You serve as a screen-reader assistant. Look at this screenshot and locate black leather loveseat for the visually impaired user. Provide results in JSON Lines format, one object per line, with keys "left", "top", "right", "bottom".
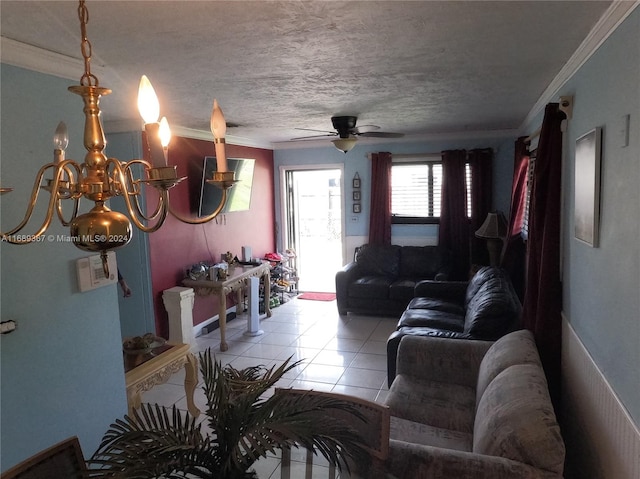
{"left": 386, "top": 266, "right": 522, "bottom": 386}
{"left": 335, "top": 244, "right": 452, "bottom": 316}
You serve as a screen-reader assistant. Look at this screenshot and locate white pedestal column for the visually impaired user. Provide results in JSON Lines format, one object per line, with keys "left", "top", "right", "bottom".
{"left": 163, "top": 286, "right": 196, "bottom": 345}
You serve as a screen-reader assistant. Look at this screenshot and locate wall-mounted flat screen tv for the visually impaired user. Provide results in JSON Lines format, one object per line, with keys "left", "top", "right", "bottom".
{"left": 199, "top": 157, "right": 255, "bottom": 215}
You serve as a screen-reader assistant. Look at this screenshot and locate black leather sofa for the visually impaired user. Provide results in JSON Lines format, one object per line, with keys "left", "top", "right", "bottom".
{"left": 386, "top": 266, "right": 522, "bottom": 386}
{"left": 335, "top": 244, "right": 452, "bottom": 316}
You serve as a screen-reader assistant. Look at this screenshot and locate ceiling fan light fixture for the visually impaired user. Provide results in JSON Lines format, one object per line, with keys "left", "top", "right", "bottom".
{"left": 332, "top": 138, "right": 357, "bottom": 153}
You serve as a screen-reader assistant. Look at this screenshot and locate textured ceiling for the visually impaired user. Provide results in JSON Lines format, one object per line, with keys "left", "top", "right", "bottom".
{"left": 1, "top": 1, "right": 612, "bottom": 148}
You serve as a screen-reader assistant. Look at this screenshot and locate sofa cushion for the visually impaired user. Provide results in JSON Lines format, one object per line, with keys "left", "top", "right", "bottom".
{"left": 407, "top": 297, "right": 465, "bottom": 316}
{"left": 464, "top": 266, "right": 505, "bottom": 307}
{"left": 389, "top": 279, "right": 417, "bottom": 302}
{"left": 348, "top": 276, "right": 393, "bottom": 299}
{"left": 398, "top": 308, "right": 464, "bottom": 332}
{"left": 476, "top": 329, "right": 541, "bottom": 401}
{"left": 414, "top": 280, "right": 468, "bottom": 303}
{"left": 356, "top": 244, "right": 401, "bottom": 277}
{"left": 399, "top": 246, "right": 448, "bottom": 279}
{"left": 385, "top": 374, "right": 476, "bottom": 433}
{"left": 473, "top": 364, "right": 565, "bottom": 475}
{"left": 463, "top": 277, "right": 520, "bottom": 339}
{"left": 390, "top": 416, "right": 472, "bottom": 452}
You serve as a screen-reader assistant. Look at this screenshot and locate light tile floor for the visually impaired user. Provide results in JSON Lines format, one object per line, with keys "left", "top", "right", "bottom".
{"left": 140, "top": 296, "right": 398, "bottom": 478}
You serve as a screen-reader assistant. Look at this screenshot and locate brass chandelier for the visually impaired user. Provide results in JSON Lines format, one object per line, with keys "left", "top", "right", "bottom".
{"left": 0, "top": 0, "right": 235, "bottom": 275}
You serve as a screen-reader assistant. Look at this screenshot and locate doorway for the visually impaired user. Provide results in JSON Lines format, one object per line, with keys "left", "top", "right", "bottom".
{"left": 282, "top": 167, "right": 344, "bottom": 293}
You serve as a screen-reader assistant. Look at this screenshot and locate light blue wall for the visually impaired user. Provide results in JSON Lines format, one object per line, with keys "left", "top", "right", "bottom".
{"left": 552, "top": 8, "right": 638, "bottom": 424}
{"left": 1, "top": 65, "right": 128, "bottom": 470}
{"left": 274, "top": 135, "right": 514, "bottom": 249}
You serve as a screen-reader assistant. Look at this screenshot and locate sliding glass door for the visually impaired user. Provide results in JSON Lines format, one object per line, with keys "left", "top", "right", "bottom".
{"left": 283, "top": 167, "right": 344, "bottom": 293}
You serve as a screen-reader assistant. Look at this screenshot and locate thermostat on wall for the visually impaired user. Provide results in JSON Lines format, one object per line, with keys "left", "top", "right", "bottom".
{"left": 76, "top": 252, "right": 118, "bottom": 292}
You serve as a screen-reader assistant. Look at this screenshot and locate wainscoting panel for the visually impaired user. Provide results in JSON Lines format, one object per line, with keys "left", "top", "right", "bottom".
{"left": 561, "top": 316, "right": 640, "bottom": 478}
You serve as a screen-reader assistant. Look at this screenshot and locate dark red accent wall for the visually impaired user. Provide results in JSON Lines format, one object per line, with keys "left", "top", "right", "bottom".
{"left": 146, "top": 135, "right": 275, "bottom": 338}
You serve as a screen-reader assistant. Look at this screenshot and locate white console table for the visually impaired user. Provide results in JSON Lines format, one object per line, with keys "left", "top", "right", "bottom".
{"left": 182, "top": 262, "right": 271, "bottom": 351}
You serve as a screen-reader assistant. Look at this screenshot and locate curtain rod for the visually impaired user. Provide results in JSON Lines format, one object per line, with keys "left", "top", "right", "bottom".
{"left": 524, "top": 95, "right": 572, "bottom": 144}
{"left": 525, "top": 127, "right": 541, "bottom": 144}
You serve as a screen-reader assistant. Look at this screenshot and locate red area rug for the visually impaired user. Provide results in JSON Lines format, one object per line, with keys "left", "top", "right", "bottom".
{"left": 298, "top": 292, "right": 337, "bottom": 301}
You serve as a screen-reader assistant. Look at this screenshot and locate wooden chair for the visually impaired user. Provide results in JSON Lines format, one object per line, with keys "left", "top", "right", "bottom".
{"left": 1, "top": 436, "right": 87, "bottom": 479}
{"left": 276, "top": 389, "right": 390, "bottom": 479}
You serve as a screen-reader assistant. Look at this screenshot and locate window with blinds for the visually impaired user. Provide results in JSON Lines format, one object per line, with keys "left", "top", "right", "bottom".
{"left": 391, "top": 160, "right": 471, "bottom": 224}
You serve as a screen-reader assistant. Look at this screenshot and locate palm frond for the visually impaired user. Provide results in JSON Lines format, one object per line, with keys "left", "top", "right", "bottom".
{"left": 87, "top": 404, "right": 212, "bottom": 478}
{"left": 241, "top": 391, "right": 369, "bottom": 470}
{"left": 90, "top": 351, "right": 374, "bottom": 478}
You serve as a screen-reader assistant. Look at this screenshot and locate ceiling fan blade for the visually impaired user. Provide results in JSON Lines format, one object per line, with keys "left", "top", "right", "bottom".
{"left": 354, "top": 124, "right": 380, "bottom": 134}
{"left": 290, "top": 133, "right": 337, "bottom": 140}
{"left": 358, "top": 131, "right": 405, "bottom": 138}
{"left": 294, "top": 127, "right": 337, "bottom": 134}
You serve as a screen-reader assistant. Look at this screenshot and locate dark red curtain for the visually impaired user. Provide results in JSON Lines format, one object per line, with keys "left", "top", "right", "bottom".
{"left": 500, "top": 137, "right": 530, "bottom": 300}
{"left": 523, "top": 103, "right": 566, "bottom": 408}
{"left": 438, "top": 149, "right": 469, "bottom": 279}
{"left": 468, "top": 148, "right": 493, "bottom": 266}
{"left": 368, "top": 152, "right": 392, "bottom": 245}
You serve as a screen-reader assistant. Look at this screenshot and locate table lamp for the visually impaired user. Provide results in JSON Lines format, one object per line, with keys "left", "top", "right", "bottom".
{"left": 475, "top": 211, "right": 508, "bottom": 267}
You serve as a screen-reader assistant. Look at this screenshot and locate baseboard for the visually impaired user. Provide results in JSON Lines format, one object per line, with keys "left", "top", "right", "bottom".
{"left": 561, "top": 315, "right": 640, "bottom": 478}
{"left": 193, "top": 307, "right": 237, "bottom": 337}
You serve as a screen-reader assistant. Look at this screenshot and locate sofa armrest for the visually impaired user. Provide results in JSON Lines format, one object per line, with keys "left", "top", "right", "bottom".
{"left": 335, "top": 262, "right": 362, "bottom": 314}
{"left": 385, "top": 440, "right": 562, "bottom": 479}
{"left": 387, "top": 328, "right": 472, "bottom": 387}
{"left": 395, "top": 335, "right": 493, "bottom": 388}
{"left": 433, "top": 257, "right": 453, "bottom": 281}
{"left": 414, "top": 280, "right": 468, "bottom": 302}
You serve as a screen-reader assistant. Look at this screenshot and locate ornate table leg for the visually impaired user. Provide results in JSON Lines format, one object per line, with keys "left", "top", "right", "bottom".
{"left": 219, "top": 290, "right": 228, "bottom": 351}
{"left": 127, "top": 388, "right": 142, "bottom": 417}
{"left": 184, "top": 352, "right": 200, "bottom": 417}
{"left": 236, "top": 287, "right": 243, "bottom": 313}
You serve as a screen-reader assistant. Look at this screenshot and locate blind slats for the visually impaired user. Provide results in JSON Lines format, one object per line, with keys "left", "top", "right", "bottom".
{"left": 391, "top": 162, "right": 470, "bottom": 219}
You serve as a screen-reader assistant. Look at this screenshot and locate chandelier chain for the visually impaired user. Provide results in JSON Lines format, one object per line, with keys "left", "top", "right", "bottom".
{"left": 77, "top": 0, "right": 98, "bottom": 87}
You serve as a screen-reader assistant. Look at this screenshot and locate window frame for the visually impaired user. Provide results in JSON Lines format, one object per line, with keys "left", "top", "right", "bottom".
{"left": 390, "top": 155, "right": 441, "bottom": 225}
{"left": 390, "top": 155, "right": 472, "bottom": 225}
{"left": 391, "top": 157, "right": 441, "bottom": 225}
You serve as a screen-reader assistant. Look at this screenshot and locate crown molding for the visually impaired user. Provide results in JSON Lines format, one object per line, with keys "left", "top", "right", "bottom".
{"left": 104, "top": 121, "right": 274, "bottom": 150}
{"left": 520, "top": 1, "right": 639, "bottom": 131}
{"left": 171, "top": 126, "right": 273, "bottom": 150}
{"left": 0, "top": 36, "right": 107, "bottom": 80}
{"left": 271, "top": 129, "right": 518, "bottom": 150}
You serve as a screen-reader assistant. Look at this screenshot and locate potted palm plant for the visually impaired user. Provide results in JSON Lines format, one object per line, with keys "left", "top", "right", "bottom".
{"left": 87, "top": 350, "right": 370, "bottom": 478}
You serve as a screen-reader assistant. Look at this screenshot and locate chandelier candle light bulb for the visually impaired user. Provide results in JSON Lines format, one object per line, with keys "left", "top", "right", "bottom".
{"left": 159, "top": 116, "right": 171, "bottom": 164}
{"left": 210, "top": 99, "right": 228, "bottom": 173}
{"left": 53, "top": 121, "right": 69, "bottom": 164}
{"left": 137, "top": 75, "right": 166, "bottom": 167}
{"left": 137, "top": 75, "right": 160, "bottom": 123}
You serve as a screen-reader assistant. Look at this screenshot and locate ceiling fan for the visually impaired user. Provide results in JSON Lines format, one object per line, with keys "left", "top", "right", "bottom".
{"left": 292, "top": 116, "right": 404, "bottom": 153}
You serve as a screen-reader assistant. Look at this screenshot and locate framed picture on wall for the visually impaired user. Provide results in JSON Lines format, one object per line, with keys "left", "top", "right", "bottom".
{"left": 353, "top": 191, "right": 361, "bottom": 201}
{"left": 353, "top": 203, "right": 361, "bottom": 213}
{"left": 574, "top": 127, "right": 602, "bottom": 247}
{"left": 352, "top": 177, "right": 361, "bottom": 189}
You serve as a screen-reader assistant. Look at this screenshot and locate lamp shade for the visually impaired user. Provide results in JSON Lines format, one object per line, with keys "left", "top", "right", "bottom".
{"left": 475, "top": 211, "right": 508, "bottom": 239}
{"left": 332, "top": 138, "right": 357, "bottom": 153}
